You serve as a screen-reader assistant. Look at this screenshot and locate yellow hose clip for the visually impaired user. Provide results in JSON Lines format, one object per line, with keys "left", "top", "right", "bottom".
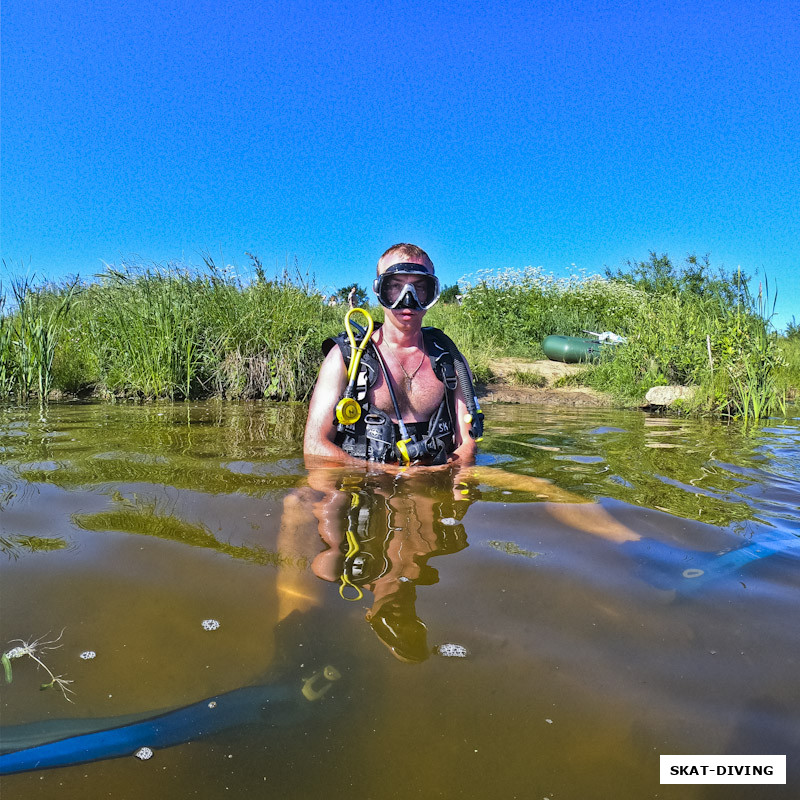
{"left": 395, "top": 437, "right": 412, "bottom": 464}
{"left": 335, "top": 307, "right": 375, "bottom": 426}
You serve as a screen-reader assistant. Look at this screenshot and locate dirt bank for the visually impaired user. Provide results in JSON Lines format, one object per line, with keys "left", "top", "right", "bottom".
{"left": 479, "top": 358, "right": 612, "bottom": 407}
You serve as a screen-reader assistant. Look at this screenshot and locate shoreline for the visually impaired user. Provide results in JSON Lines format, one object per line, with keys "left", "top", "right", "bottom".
{"left": 478, "top": 358, "right": 612, "bottom": 407}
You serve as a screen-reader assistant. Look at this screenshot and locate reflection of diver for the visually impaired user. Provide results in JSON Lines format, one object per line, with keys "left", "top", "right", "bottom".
{"left": 308, "top": 469, "right": 477, "bottom": 663}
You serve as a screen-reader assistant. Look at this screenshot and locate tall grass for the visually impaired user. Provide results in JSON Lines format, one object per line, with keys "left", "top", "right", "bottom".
{"left": 0, "top": 274, "right": 78, "bottom": 402}
{"left": 452, "top": 254, "right": 788, "bottom": 420}
{"left": 1, "top": 259, "right": 341, "bottom": 402}
{"left": 0, "top": 253, "right": 791, "bottom": 420}
{"left": 585, "top": 261, "right": 786, "bottom": 420}
{"left": 452, "top": 265, "right": 642, "bottom": 356}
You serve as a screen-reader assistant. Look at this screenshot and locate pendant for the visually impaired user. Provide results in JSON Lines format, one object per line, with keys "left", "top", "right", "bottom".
{"left": 404, "top": 377, "right": 413, "bottom": 394}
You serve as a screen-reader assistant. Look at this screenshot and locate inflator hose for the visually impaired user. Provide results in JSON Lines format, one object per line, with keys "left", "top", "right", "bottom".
{"left": 451, "top": 353, "right": 484, "bottom": 441}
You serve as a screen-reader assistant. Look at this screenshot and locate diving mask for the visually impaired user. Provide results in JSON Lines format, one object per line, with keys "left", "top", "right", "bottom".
{"left": 373, "top": 263, "right": 440, "bottom": 311}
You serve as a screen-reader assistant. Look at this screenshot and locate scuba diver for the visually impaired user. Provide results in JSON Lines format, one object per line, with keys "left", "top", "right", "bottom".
{"left": 304, "top": 243, "right": 483, "bottom": 467}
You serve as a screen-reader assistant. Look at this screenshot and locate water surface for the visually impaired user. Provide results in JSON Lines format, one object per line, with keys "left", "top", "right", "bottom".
{"left": 1, "top": 401, "right": 798, "bottom": 798}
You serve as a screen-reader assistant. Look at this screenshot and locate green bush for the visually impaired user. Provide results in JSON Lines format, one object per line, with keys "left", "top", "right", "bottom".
{"left": 590, "top": 256, "right": 786, "bottom": 420}
{"left": 454, "top": 265, "right": 641, "bottom": 355}
{"left": 0, "top": 252, "right": 791, "bottom": 420}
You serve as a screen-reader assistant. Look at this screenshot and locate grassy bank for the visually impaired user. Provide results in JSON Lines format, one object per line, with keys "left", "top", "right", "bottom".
{"left": 431, "top": 253, "right": 793, "bottom": 420}
{"left": 2, "top": 259, "right": 344, "bottom": 402}
{"left": 1, "top": 253, "right": 795, "bottom": 419}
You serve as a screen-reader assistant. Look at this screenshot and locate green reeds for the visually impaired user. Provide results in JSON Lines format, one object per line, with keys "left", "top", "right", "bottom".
{"left": 586, "top": 264, "right": 786, "bottom": 420}
{"left": 0, "top": 253, "right": 791, "bottom": 420}
{"left": 715, "top": 275, "right": 786, "bottom": 422}
{"left": 0, "top": 274, "right": 78, "bottom": 402}
{"left": 0, "top": 258, "right": 341, "bottom": 402}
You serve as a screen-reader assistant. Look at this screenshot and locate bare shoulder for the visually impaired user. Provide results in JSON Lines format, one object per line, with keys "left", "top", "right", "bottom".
{"left": 303, "top": 347, "right": 349, "bottom": 454}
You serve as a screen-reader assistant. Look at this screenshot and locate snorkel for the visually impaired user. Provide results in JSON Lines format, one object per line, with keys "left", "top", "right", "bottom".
{"left": 335, "top": 307, "right": 375, "bottom": 426}
{"left": 343, "top": 312, "right": 414, "bottom": 464}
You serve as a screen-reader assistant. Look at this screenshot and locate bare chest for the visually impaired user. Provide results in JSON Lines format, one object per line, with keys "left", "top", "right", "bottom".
{"left": 368, "top": 347, "right": 444, "bottom": 422}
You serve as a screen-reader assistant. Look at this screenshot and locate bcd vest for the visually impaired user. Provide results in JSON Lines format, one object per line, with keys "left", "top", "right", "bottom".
{"left": 322, "top": 326, "right": 463, "bottom": 464}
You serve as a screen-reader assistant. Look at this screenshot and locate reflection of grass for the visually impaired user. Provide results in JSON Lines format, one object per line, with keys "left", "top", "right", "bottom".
{"left": 487, "top": 540, "right": 540, "bottom": 559}
{"left": 482, "top": 421, "right": 762, "bottom": 531}
{"left": 4, "top": 402, "right": 307, "bottom": 498}
{"left": 0, "top": 535, "right": 71, "bottom": 559}
{"left": 19, "top": 459, "right": 299, "bottom": 497}
{"left": 72, "top": 494, "right": 308, "bottom": 570}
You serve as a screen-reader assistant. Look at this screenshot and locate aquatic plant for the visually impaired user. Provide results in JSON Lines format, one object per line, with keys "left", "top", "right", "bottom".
{"left": 2, "top": 630, "right": 74, "bottom": 702}
{"left": 0, "top": 535, "right": 71, "bottom": 559}
{"left": 72, "top": 492, "right": 310, "bottom": 569}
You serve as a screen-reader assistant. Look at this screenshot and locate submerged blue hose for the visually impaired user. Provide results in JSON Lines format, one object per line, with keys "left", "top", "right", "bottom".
{"left": 677, "top": 531, "right": 800, "bottom": 592}
{"left": 621, "top": 531, "right": 800, "bottom": 592}
{"left": 0, "top": 682, "right": 300, "bottom": 775}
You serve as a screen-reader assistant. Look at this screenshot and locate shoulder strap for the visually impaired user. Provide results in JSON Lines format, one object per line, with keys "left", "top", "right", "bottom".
{"left": 323, "top": 328, "right": 380, "bottom": 403}
{"left": 422, "top": 327, "right": 458, "bottom": 390}
{"left": 422, "top": 327, "right": 484, "bottom": 442}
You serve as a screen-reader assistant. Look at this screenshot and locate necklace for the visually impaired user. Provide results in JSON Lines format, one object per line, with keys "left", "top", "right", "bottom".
{"left": 387, "top": 344, "right": 426, "bottom": 393}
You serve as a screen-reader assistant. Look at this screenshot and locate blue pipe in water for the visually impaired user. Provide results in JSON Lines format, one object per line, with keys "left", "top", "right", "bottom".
{"left": 677, "top": 530, "right": 800, "bottom": 593}
{"left": 1, "top": 665, "right": 340, "bottom": 775}
{"left": 621, "top": 530, "right": 800, "bottom": 593}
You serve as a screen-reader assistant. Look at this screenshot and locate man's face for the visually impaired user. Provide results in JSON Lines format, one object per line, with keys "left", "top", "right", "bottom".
{"left": 376, "top": 256, "right": 436, "bottom": 322}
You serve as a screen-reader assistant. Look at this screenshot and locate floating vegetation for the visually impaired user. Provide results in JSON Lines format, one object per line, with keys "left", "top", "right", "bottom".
{"left": 0, "top": 534, "right": 72, "bottom": 559}
{"left": 72, "top": 493, "right": 309, "bottom": 569}
{"left": 486, "top": 540, "right": 541, "bottom": 559}
{"left": 2, "top": 630, "right": 75, "bottom": 702}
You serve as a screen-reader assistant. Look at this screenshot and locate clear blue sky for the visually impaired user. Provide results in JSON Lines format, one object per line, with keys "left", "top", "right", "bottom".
{"left": 2, "top": 0, "right": 798, "bottom": 330}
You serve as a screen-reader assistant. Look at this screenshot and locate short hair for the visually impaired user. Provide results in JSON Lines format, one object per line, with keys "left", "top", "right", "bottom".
{"left": 377, "top": 243, "right": 434, "bottom": 275}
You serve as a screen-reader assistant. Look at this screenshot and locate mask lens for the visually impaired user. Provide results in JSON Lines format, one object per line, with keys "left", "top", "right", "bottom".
{"left": 375, "top": 266, "right": 440, "bottom": 309}
{"left": 382, "top": 277, "right": 407, "bottom": 305}
{"left": 413, "top": 278, "right": 431, "bottom": 304}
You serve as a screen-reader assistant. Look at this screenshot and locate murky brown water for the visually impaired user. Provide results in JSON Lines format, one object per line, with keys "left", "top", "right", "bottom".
{"left": 1, "top": 401, "right": 798, "bottom": 799}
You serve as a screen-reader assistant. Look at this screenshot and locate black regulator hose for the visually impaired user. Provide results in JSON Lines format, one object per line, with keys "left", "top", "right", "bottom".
{"left": 451, "top": 353, "right": 484, "bottom": 441}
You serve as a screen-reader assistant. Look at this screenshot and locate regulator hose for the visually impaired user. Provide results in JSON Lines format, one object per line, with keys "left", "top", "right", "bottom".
{"left": 335, "top": 308, "right": 375, "bottom": 426}
{"left": 451, "top": 352, "right": 484, "bottom": 442}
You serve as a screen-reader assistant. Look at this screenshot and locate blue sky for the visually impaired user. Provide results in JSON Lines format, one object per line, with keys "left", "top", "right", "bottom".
{"left": 2, "top": 0, "right": 799, "bottom": 329}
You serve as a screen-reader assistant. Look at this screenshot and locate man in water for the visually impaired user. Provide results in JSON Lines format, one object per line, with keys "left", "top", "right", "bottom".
{"left": 304, "top": 243, "right": 479, "bottom": 466}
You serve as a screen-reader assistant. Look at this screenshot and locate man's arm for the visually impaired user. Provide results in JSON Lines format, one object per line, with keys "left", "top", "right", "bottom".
{"left": 303, "top": 347, "right": 362, "bottom": 464}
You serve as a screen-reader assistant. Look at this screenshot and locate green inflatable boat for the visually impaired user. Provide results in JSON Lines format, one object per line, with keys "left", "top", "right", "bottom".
{"left": 542, "top": 335, "right": 603, "bottom": 363}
